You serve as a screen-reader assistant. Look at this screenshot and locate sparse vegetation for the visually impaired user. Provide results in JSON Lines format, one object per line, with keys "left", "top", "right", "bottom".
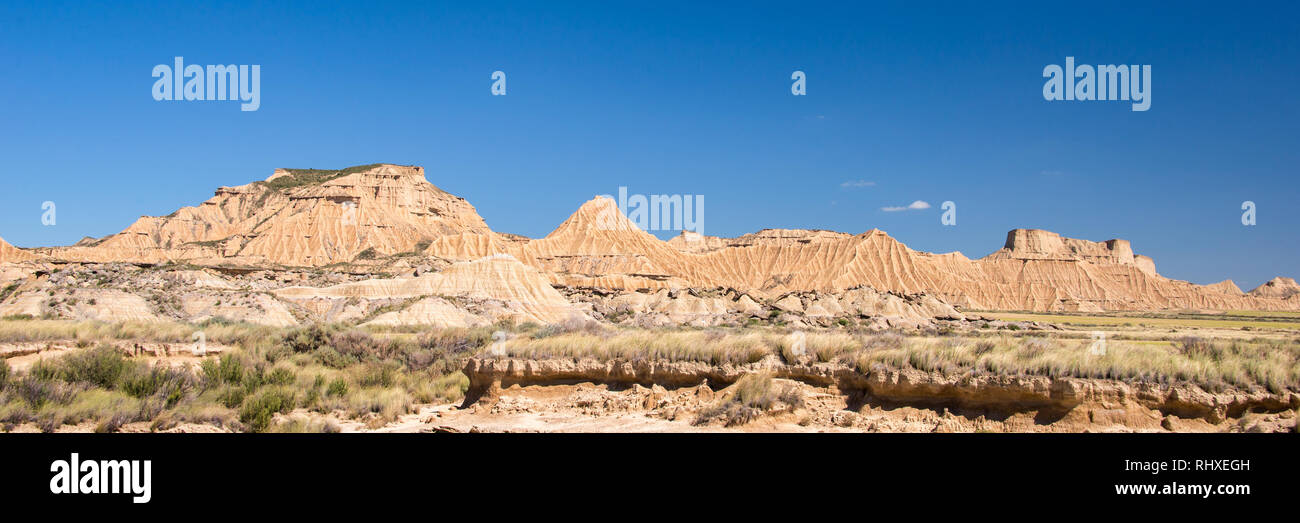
{"left": 695, "top": 373, "right": 803, "bottom": 426}
{"left": 1, "top": 316, "right": 1297, "bottom": 432}
{"left": 0, "top": 320, "right": 491, "bottom": 432}
{"left": 257, "top": 164, "right": 386, "bottom": 192}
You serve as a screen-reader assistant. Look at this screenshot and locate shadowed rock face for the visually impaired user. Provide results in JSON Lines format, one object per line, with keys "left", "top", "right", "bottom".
{"left": 5, "top": 164, "right": 1297, "bottom": 313}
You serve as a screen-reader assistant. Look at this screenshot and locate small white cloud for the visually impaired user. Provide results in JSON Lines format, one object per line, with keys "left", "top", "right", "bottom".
{"left": 840, "top": 180, "right": 876, "bottom": 188}
{"left": 881, "top": 200, "right": 931, "bottom": 212}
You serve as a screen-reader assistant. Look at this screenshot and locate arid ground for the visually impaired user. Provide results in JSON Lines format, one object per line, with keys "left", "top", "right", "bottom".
{"left": 1, "top": 164, "right": 1296, "bottom": 433}
{"left": 1, "top": 310, "right": 1296, "bottom": 433}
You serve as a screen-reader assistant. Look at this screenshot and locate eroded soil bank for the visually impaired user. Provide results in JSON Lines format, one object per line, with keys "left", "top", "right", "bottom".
{"left": 451, "top": 357, "right": 1300, "bottom": 433}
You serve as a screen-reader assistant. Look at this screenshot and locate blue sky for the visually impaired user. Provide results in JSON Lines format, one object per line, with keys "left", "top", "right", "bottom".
{"left": 0, "top": 1, "right": 1296, "bottom": 289}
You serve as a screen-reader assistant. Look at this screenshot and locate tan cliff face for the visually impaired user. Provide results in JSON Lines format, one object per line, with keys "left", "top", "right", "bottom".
{"left": 1249, "top": 277, "right": 1300, "bottom": 299}
{"left": 51, "top": 164, "right": 496, "bottom": 267}
{"left": 9, "top": 164, "right": 1298, "bottom": 313}
{"left": 0, "top": 236, "right": 37, "bottom": 262}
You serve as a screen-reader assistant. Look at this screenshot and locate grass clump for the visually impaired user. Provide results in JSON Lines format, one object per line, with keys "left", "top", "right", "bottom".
{"left": 694, "top": 373, "right": 803, "bottom": 427}
{"left": 239, "top": 388, "right": 296, "bottom": 432}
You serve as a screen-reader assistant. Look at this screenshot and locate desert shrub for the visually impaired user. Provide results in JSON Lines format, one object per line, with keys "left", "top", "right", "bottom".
{"left": 13, "top": 375, "right": 83, "bottom": 409}
{"left": 1178, "top": 336, "right": 1218, "bottom": 360}
{"left": 53, "top": 389, "right": 142, "bottom": 432}
{"left": 266, "top": 366, "right": 295, "bottom": 386}
{"left": 95, "top": 411, "right": 134, "bottom": 433}
{"left": 314, "top": 347, "right": 355, "bottom": 369}
{"left": 239, "top": 388, "right": 295, "bottom": 432}
{"left": 355, "top": 361, "right": 398, "bottom": 388}
{"left": 120, "top": 364, "right": 195, "bottom": 407}
{"left": 326, "top": 378, "right": 348, "bottom": 397}
{"left": 1020, "top": 337, "right": 1051, "bottom": 358}
{"left": 345, "top": 387, "right": 411, "bottom": 425}
{"left": 299, "top": 375, "right": 325, "bottom": 407}
{"left": 49, "top": 344, "right": 134, "bottom": 389}
{"left": 215, "top": 384, "right": 246, "bottom": 409}
{"left": 208, "top": 353, "right": 246, "bottom": 385}
{"left": 402, "top": 348, "right": 442, "bottom": 371}
{"left": 0, "top": 360, "right": 8, "bottom": 390}
{"left": 331, "top": 329, "right": 387, "bottom": 360}
{"left": 404, "top": 372, "right": 469, "bottom": 404}
{"left": 263, "top": 344, "right": 293, "bottom": 363}
{"left": 695, "top": 373, "right": 803, "bottom": 427}
{"left": 863, "top": 331, "right": 905, "bottom": 350}
{"left": 284, "top": 324, "right": 336, "bottom": 354}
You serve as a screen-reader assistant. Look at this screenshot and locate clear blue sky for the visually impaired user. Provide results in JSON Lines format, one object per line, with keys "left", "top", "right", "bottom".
{"left": 1, "top": 1, "right": 1296, "bottom": 289}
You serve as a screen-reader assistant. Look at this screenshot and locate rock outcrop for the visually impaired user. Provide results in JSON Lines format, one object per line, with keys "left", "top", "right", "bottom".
{"left": 1249, "top": 277, "right": 1300, "bottom": 299}
{"left": 11, "top": 163, "right": 1297, "bottom": 313}
{"left": 275, "top": 254, "right": 582, "bottom": 326}
{"left": 0, "top": 236, "right": 35, "bottom": 262}
{"left": 52, "top": 164, "right": 498, "bottom": 267}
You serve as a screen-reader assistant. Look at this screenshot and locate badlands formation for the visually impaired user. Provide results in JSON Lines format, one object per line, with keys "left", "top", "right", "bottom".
{"left": 0, "top": 163, "right": 1294, "bottom": 330}
{"left": 2, "top": 164, "right": 1298, "bottom": 434}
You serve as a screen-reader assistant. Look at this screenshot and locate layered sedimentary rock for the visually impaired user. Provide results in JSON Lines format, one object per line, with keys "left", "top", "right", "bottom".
{"left": 274, "top": 254, "right": 580, "bottom": 326}
{"left": 18, "top": 164, "right": 1299, "bottom": 313}
{"left": 50, "top": 164, "right": 496, "bottom": 267}
{"left": 0, "top": 236, "right": 36, "bottom": 262}
{"left": 1249, "top": 277, "right": 1300, "bottom": 299}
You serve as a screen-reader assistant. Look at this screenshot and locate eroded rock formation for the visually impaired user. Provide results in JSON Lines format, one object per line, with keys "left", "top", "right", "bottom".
{"left": 4, "top": 163, "right": 1296, "bottom": 317}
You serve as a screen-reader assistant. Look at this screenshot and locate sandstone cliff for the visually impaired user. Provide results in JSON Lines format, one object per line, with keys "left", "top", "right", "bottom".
{"left": 0, "top": 236, "right": 36, "bottom": 262}
{"left": 1249, "top": 277, "right": 1300, "bottom": 299}
{"left": 15, "top": 164, "right": 1298, "bottom": 313}
{"left": 52, "top": 164, "right": 497, "bottom": 267}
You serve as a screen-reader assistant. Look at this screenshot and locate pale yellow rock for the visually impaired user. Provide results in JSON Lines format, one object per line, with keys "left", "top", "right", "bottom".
{"left": 363, "top": 296, "right": 488, "bottom": 328}
{"left": 11, "top": 165, "right": 1296, "bottom": 314}
{"left": 276, "top": 255, "right": 580, "bottom": 325}
{"left": 1249, "top": 277, "right": 1300, "bottom": 299}
{"left": 0, "top": 236, "right": 35, "bottom": 262}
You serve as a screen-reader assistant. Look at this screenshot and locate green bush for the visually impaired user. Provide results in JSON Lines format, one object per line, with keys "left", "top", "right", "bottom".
{"left": 216, "top": 385, "right": 246, "bottom": 408}
{"left": 326, "top": 378, "right": 348, "bottom": 397}
{"left": 120, "top": 365, "right": 194, "bottom": 407}
{"left": 284, "top": 324, "right": 335, "bottom": 354}
{"left": 13, "top": 375, "right": 82, "bottom": 409}
{"left": 50, "top": 344, "right": 134, "bottom": 389}
{"left": 267, "top": 366, "right": 295, "bottom": 386}
{"left": 214, "top": 353, "right": 246, "bottom": 385}
{"left": 356, "top": 362, "right": 397, "bottom": 388}
{"left": 314, "top": 347, "right": 355, "bottom": 369}
{"left": 239, "top": 388, "right": 295, "bottom": 432}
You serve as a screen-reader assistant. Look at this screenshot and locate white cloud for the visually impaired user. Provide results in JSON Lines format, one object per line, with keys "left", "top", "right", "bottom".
{"left": 881, "top": 200, "right": 931, "bottom": 212}
{"left": 840, "top": 180, "right": 876, "bottom": 188}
